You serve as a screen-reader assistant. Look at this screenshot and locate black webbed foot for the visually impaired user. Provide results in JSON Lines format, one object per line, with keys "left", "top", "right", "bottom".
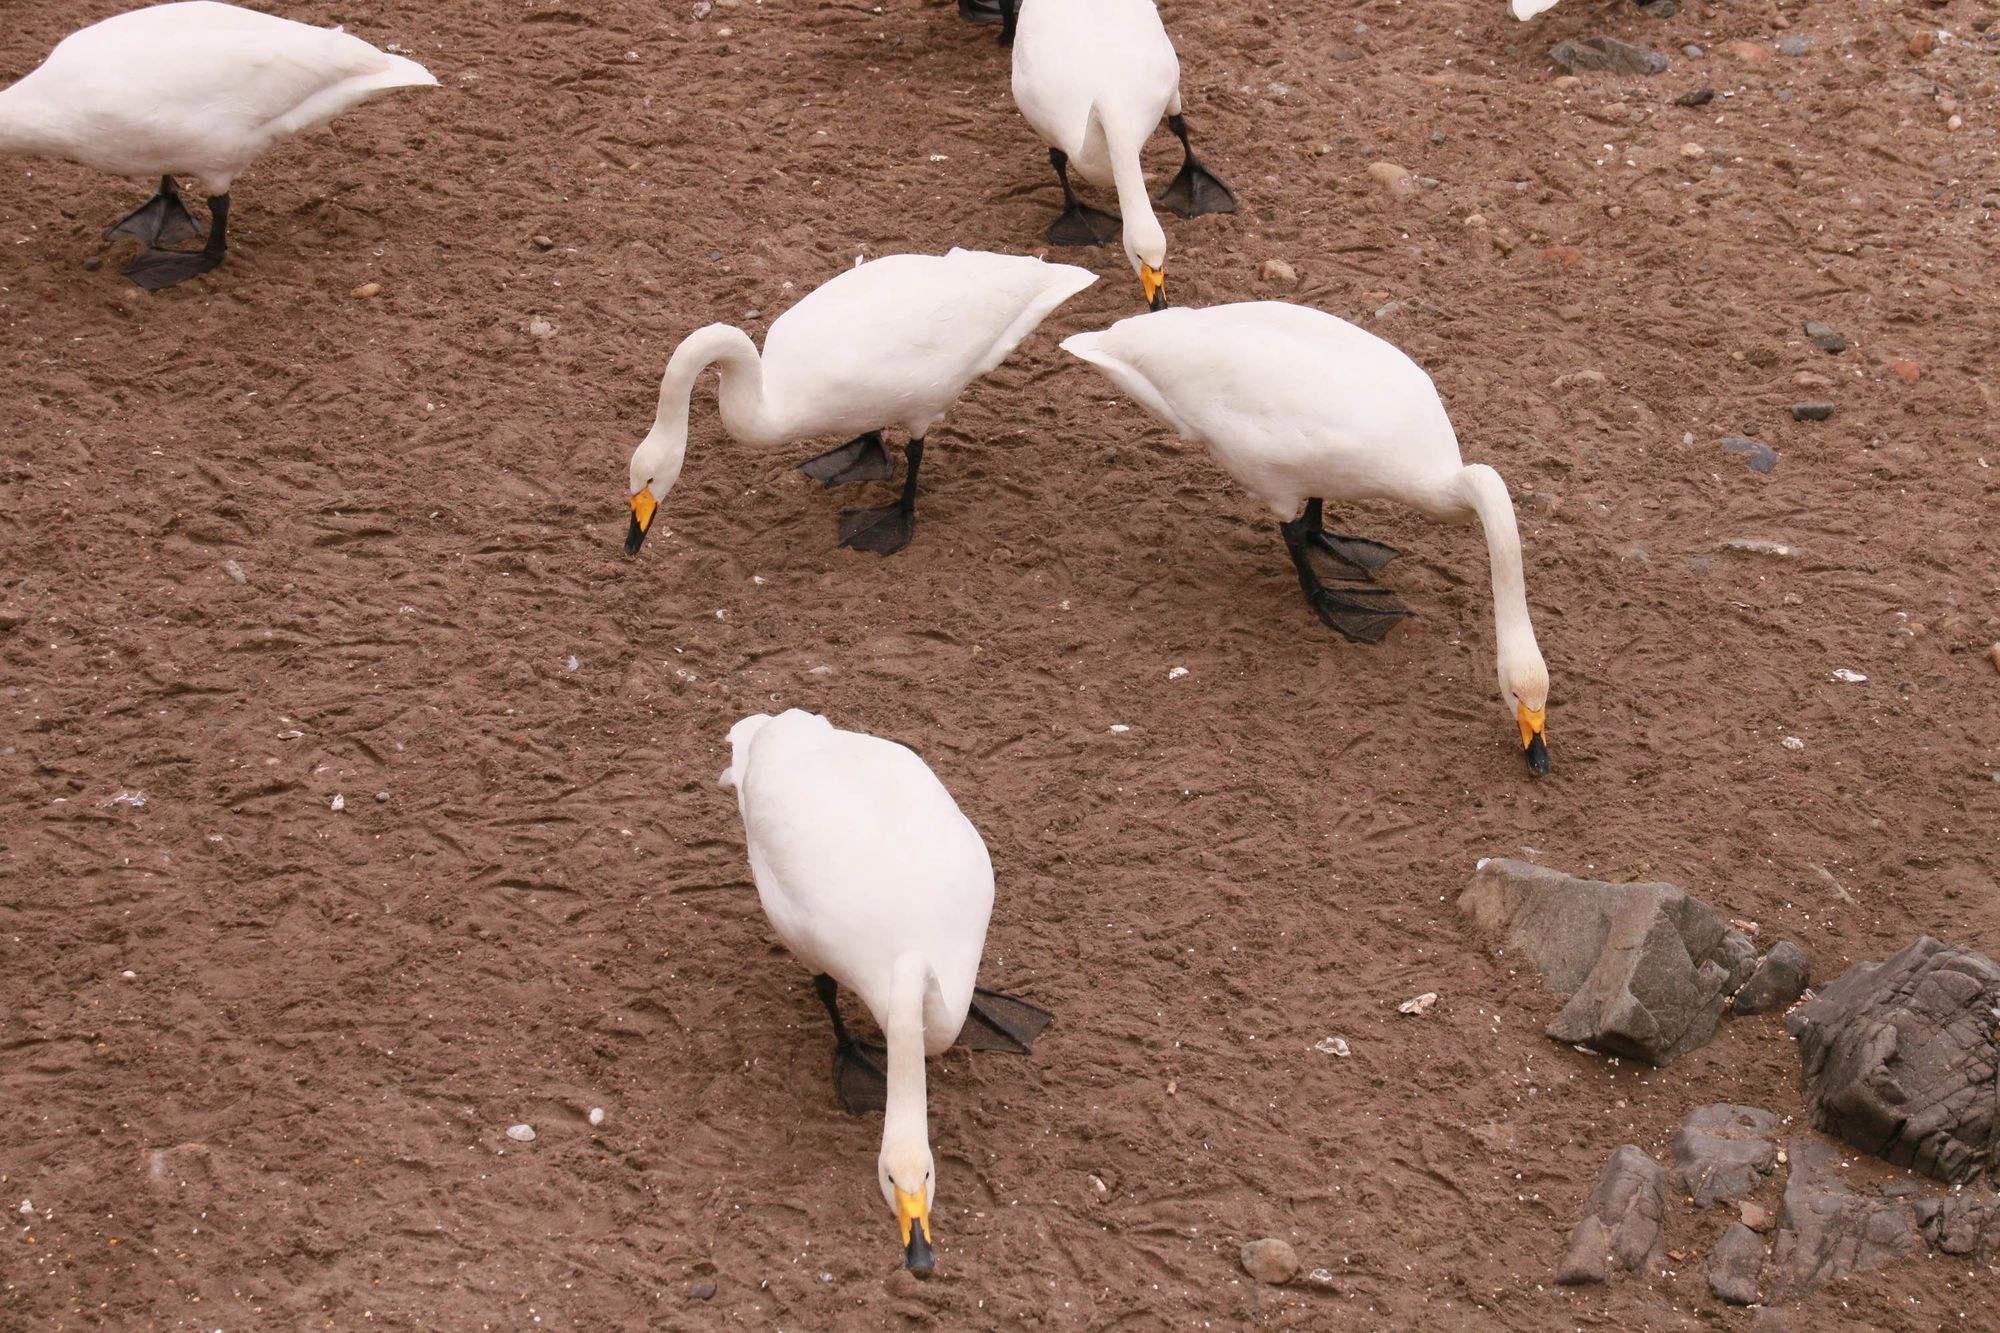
{"left": 123, "top": 246, "right": 224, "bottom": 292}
{"left": 834, "top": 1037, "right": 889, "bottom": 1115}
{"left": 1048, "top": 200, "right": 1122, "bottom": 248}
{"left": 958, "top": 987, "right": 1053, "bottom": 1053}
{"left": 798, "top": 432, "right": 892, "bottom": 487}
{"left": 1281, "top": 499, "right": 1410, "bottom": 643}
{"left": 1157, "top": 114, "right": 1238, "bottom": 219}
{"left": 104, "top": 177, "right": 204, "bottom": 249}
{"left": 1306, "top": 584, "right": 1411, "bottom": 644}
{"left": 837, "top": 500, "right": 915, "bottom": 556}
{"left": 1307, "top": 529, "right": 1399, "bottom": 576}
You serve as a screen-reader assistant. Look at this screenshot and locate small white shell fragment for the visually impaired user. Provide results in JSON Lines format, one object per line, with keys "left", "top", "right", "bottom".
{"left": 1398, "top": 992, "right": 1439, "bottom": 1017}
{"left": 1313, "top": 1036, "right": 1352, "bottom": 1057}
{"left": 1108, "top": 724, "right": 1130, "bottom": 733}
{"left": 1167, "top": 666, "right": 1188, "bottom": 680}
{"left": 120, "top": 969, "right": 136, "bottom": 979}
{"left": 506, "top": 1123, "right": 537, "bottom": 1143}
{"left": 587, "top": 1107, "right": 605, "bottom": 1127}
{"left": 1087, "top": 1174, "right": 1108, "bottom": 1196}
{"left": 1782, "top": 736, "right": 1806, "bottom": 751}
{"left": 330, "top": 793, "right": 345, "bottom": 812}
{"left": 1831, "top": 669, "right": 1868, "bottom": 683}
{"left": 16, "top": 1199, "right": 30, "bottom": 1216}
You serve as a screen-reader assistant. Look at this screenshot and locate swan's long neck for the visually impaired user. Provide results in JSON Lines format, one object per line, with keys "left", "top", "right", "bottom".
{"left": 1101, "top": 113, "right": 1160, "bottom": 246}
{"left": 632, "top": 324, "right": 770, "bottom": 490}
{"left": 881, "top": 956, "right": 931, "bottom": 1155}
{"left": 1454, "top": 464, "right": 1543, "bottom": 683}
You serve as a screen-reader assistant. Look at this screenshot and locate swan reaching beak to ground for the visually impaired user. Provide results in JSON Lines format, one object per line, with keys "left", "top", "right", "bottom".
{"left": 1062, "top": 302, "right": 1554, "bottom": 775}
{"left": 0, "top": 1, "right": 436, "bottom": 290}
{"left": 1010, "top": 0, "right": 1235, "bottom": 308}
{"left": 719, "top": 710, "right": 1052, "bottom": 1276}
{"left": 625, "top": 248, "right": 1096, "bottom": 557}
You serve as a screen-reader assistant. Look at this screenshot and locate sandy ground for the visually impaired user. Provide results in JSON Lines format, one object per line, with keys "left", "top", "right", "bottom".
{"left": 2, "top": 0, "right": 1998, "bottom": 1327}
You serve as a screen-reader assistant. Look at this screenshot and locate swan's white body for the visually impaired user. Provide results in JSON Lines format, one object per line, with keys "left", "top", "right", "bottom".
{"left": 1010, "top": 0, "right": 1179, "bottom": 280}
{"left": 1511, "top": 0, "right": 1563, "bottom": 18}
{"left": 627, "top": 248, "right": 1098, "bottom": 512}
{"left": 1061, "top": 302, "right": 1551, "bottom": 749}
{"left": 721, "top": 710, "right": 994, "bottom": 1254}
{"left": 0, "top": 2, "right": 436, "bottom": 194}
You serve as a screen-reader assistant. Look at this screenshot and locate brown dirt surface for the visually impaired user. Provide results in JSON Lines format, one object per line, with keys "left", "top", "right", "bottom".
{"left": 3, "top": 0, "right": 1998, "bottom": 1327}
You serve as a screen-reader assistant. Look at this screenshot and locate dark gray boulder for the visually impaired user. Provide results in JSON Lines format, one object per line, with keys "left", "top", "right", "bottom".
{"left": 1787, "top": 936, "right": 1999, "bottom": 1184}
{"left": 1671, "top": 1104, "right": 1781, "bottom": 1207}
{"left": 1734, "top": 940, "right": 1811, "bottom": 1015}
{"left": 1460, "top": 859, "right": 1734, "bottom": 1065}
{"left": 1556, "top": 1145, "right": 1668, "bottom": 1284}
{"left": 1717, "top": 928, "right": 1760, "bottom": 992}
{"left": 1548, "top": 36, "right": 1671, "bottom": 75}
{"left": 1707, "top": 1222, "right": 1766, "bottom": 1305}
{"left": 1769, "top": 1136, "right": 1924, "bottom": 1292}
{"left": 1914, "top": 1191, "right": 2000, "bottom": 1259}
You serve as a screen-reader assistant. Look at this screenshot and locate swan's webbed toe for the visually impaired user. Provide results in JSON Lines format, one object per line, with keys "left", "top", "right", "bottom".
{"left": 1047, "top": 201, "right": 1122, "bottom": 248}
{"left": 1158, "top": 114, "right": 1238, "bottom": 220}
{"left": 798, "top": 432, "right": 893, "bottom": 488}
{"left": 123, "top": 245, "right": 225, "bottom": 291}
{"left": 1309, "top": 530, "right": 1399, "bottom": 575}
{"left": 959, "top": 987, "right": 1053, "bottom": 1054}
{"left": 104, "top": 177, "right": 204, "bottom": 249}
{"left": 836, "top": 501, "right": 915, "bottom": 556}
{"left": 1307, "top": 585, "right": 1411, "bottom": 644}
{"left": 833, "top": 1038, "right": 889, "bottom": 1116}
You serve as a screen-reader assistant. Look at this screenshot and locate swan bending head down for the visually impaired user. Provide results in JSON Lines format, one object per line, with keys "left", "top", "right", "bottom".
{"left": 879, "top": 1140, "right": 937, "bottom": 1275}
{"left": 1123, "top": 209, "right": 1169, "bottom": 311}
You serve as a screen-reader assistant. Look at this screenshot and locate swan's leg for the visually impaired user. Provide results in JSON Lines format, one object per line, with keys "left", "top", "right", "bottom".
{"left": 837, "top": 437, "right": 923, "bottom": 556}
{"left": 815, "top": 974, "right": 887, "bottom": 1115}
{"left": 1280, "top": 499, "right": 1410, "bottom": 644}
{"left": 999, "top": 0, "right": 1018, "bottom": 45}
{"left": 957, "top": 0, "right": 1005, "bottom": 24}
{"left": 1046, "top": 149, "right": 1122, "bottom": 248}
{"left": 103, "top": 176, "right": 204, "bottom": 249}
{"left": 956, "top": 986, "right": 1054, "bottom": 1054}
{"left": 124, "top": 193, "right": 229, "bottom": 291}
{"left": 1156, "top": 114, "right": 1239, "bottom": 220}
{"left": 797, "top": 431, "right": 894, "bottom": 487}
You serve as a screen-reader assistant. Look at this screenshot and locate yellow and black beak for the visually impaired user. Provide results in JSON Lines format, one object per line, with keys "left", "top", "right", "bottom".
{"left": 1140, "top": 264, "right": 1166, "bottom": 312}
{"left": 1517, "top": 703, "right": 1550, "bottom": 777}
{"left": 625, "top": 489, "right": 658, "bottom": 556}
{"left": 895, "top": 1187, "right": 935, "bottom": 1278}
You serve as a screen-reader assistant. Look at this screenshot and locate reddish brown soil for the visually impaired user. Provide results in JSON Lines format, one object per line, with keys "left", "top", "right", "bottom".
{"left": 3, "top": 0, "right": 1998, "bottom": 1327}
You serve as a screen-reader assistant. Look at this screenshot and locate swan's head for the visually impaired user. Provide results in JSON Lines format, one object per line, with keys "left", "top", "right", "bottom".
{"left": 1499, "top": 649, "right": 1551, "bottom": 776}
{"left": 878, "top": 1139, "right": 937, "bottom": 1277}
{"left": 624, "top": 423, "right": 685, "bottom": 557}
{"left": 1121, "top": 213, "right": 1169, "bottom": 312}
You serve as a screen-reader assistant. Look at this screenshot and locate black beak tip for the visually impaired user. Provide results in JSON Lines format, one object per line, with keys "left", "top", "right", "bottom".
{"left": 624, "top": 514, "right": 648, "bottom": 557}
{"left": 905, "top": 1231, "right": 935, "bottom": 1278}
{"left": 1147, "top": 290, "right": 1168, "bottom": 312}
{"left": 1525, "top": 734, "right": 1551, "bottom": 777}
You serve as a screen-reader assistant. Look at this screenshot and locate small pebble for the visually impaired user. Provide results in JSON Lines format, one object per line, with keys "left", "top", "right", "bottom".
{"left": 527, "top": 316, "right": 556, "bottom": 339}
{"left": 506, "top": 1123, "right": 537, "bottom": 1142}
{"left": 375, "top": 790, "right": 390, "bottom": 803}
{"left": 1398, "top": 992, "right": 1438, "bottom": 1016}
{"left": 350, "top": 282, "right": 381, "bottom": 300}
{"left": 1312, "top": 1036, "right": 1352, "bottom": 1057}
{"left": 688, "top": 1281, "right": 716, "bottom": 1301}
{"left": 120, "top": 969, "right": 136, "bottom": 979}
{"left": 1804, "top": 320, "right": 1847, "bottom": 354}
{"left": 329, "top": 793, "right": 345, "bottom": 812}
{"left": 1740, "top": 1201, "right": 1776, "bottom": 1232}
{"left": 532, "top": 234, "right": 555, "bottom": 250}
{"left": 1108, "top": 723, "right": 1130, "bottom": 733}
{"left": 1257, "top": 258, "right": 1298, "bottom": 287}
{"left": 588, "top": 1107, "right": 606, "bottom": 1126}
{"left": 1722, "top": 538, "right": 1795, "bottom": 557}
{"left": 1167, "top": 666, "right": 1188, "bottom": 680}
{"left": 1683, "top": 43, "right": 1705, "bottom": 58}
{"left": 1088, "top": 1173, "right": 1109, "bottom": 1196}
{"left": 1886, "top": 359, "right": 1921, "bottom": 383}
{"left": 1679, "top": 142, "right": 1707, "bottom": 159}
{"left": 1241, "top": 1238, "right": 1301, "bottom": 1285}
{"left": 17, "top": 1199, "right": 31, "bottom": 1216}
{"left": 1674, "top": 88, "right": 1715, "bottom": 107}
{"left": 565, "top": 654, "right": 581, "bottom": 672}
{"left": 1782, "top": 736, "right": 1806, "bottom": 751}
{"left": 1777, "top": 34, "right": 1809, "bottom": 56}
{"left": 82, "top": 255, "right": 103, "bottom": 271}
{"left": 1365, "top": 160, "right": 1417, "bottom": 197}
{"left": 222, "top": 559, "right": 247, "bottom": 584}
{"left": 1792, "top": 401, "right": 1837, "bottom": 422}
{"left": 1721, "top": 436, "right": 1779, "bottom": 474}
{"left": 1908, "top": 30, "right": 1936, "bottom": 57}
{"left": 1831, "top": 669, "right": 1868, "bottom": 684}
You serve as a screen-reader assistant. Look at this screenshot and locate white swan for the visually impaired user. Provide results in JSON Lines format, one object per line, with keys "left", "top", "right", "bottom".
{"left": 1511, "top": 0, "right": 1563, "bottom": 17}
{"left": 625, "top": 248, "right": 1097, "bottom": 557}
{"left": 1061, "top": 302, "right": 1553, "bottom": 775}
{"left": 1010, "top": 0, "right": 1235, "bottom": 309}
{"left": 0, "top": 2, "right": 436, "bottom": 289}
{"left": 720, "top": 709, "right": 1051, "bottom": 1276}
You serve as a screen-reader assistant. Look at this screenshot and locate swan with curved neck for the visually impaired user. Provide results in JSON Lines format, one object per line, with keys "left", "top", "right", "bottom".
{"left": 720, "top": 710, "right": 1052, "bottom": 1276}
{"left": 0, "top": 2, "right": 435, "bottom": 289}
{"left": 1010, "top": 0, "right": 1235, "bottom": 308}
{"left": 1062, "top": 302, "right": 1553, "bottom": 774}
{"left": 625, "top": 249, "right": 1097, "bottom": 557}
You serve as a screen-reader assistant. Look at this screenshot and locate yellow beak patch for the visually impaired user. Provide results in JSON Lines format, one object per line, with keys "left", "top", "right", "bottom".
{"left": 1517, "top": 703, "right": 1547, "bottom": 750}
{"left": 629, "top": 488, "right": 658, "bottom": 534}
{"left": 1140, "top": 264, "right": 1165, "bottom": 306}
{"left": 894, "top": 1187, "right": 931, "bottom": 1246}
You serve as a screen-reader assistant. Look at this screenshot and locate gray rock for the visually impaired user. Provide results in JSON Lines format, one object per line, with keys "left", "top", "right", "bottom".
{"left": 1791, "top": 401, "right": 1837, "bottom": 421}
{"left": 1708, "top": 1222, "right": 1766, "bottom": 1305}
{"left": 1914, "top": 1190, "right": 2000, "bottom": 1259}
{"left": 1777, "top": 34, "right": 1810, "bottom": 56}
{"left": 688, "top": 1280, "right": 716, "bottom": 1300}
{"left": 1240, "top": 1237, "right": 1300, "bottom": 1284}
{"left": 1548, "top": 36, "right": 1671, "bottom": 75}
{"left": 1460, "top": 859, "right": 1734, "bottom": 1065}
{"left": 1683, "top": 43, "right": 1705, "bottom": 58}
{"left": 1804, "top": 320, "right": 1848, "bottom": 353}
{"left": 1672, "top": 1104, "right": 1781, "bottom": 1206}
{"left": 1788, "top": 936, "right": 1999, "bottom": 1184}
{"left": 1721, "top": 436, "right": 1779, "bottom": 474}
{"left": 1556, "top": 1146, "right": 1667, "bottom": 1284}
{"left": 1733, "top": 940, "right": 1811, "bottom": 1015}
{"left": 1717, "top": 928, "right": 1760, "bottom": 991}
{"left": 1674, "top": 87, "right": 1715, "bottom": 107}
{"left": 1770, "top": 1136, "right": 1923, "bottom": 1292}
